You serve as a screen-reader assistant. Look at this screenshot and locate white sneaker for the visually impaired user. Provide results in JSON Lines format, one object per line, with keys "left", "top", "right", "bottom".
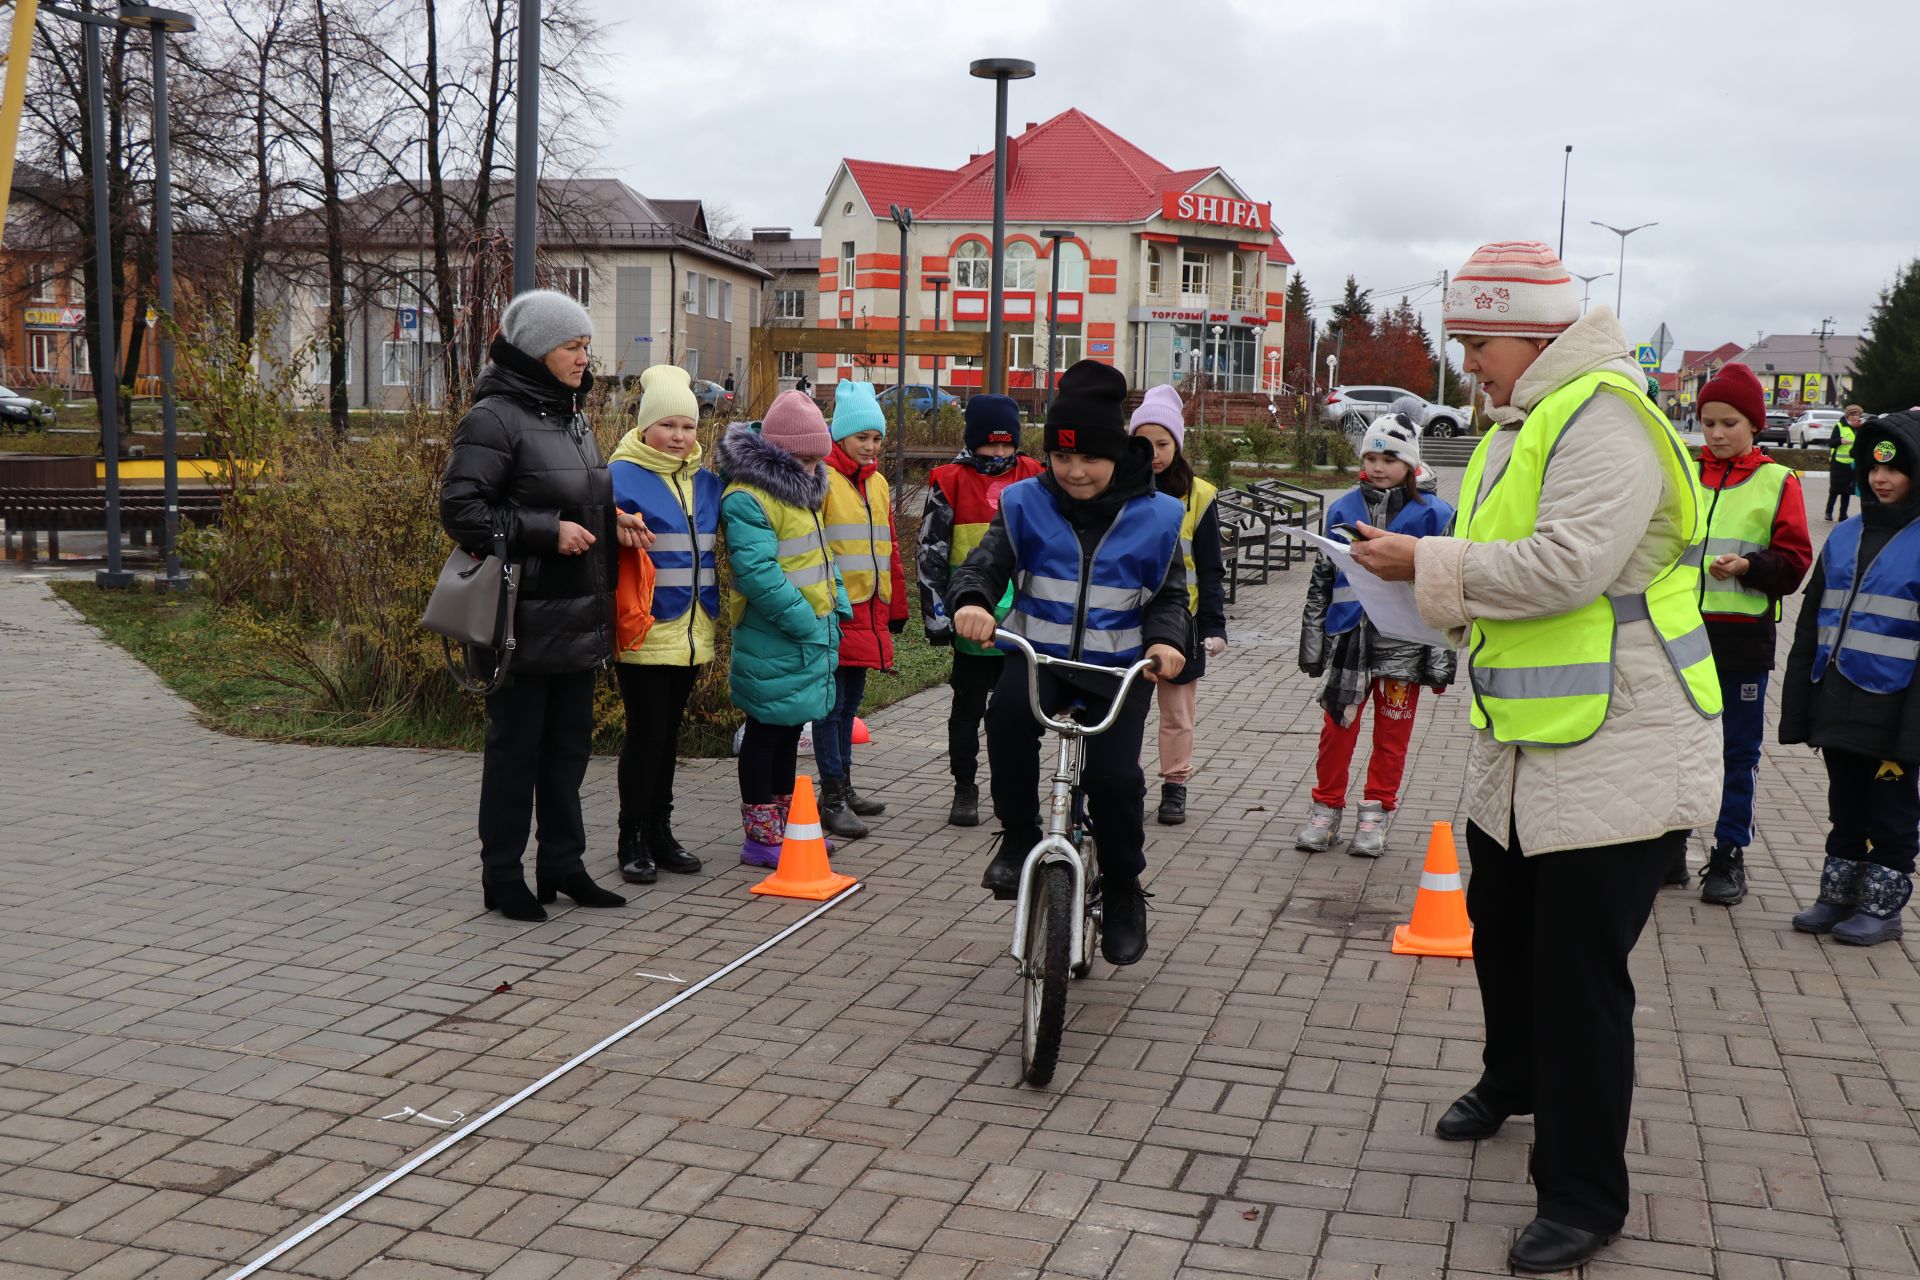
{"left": 1295, "top": 803, "right": 1343, "bottom": 852}
{"left": 1349, "top": 800, "right": 1390, "bottom": 858}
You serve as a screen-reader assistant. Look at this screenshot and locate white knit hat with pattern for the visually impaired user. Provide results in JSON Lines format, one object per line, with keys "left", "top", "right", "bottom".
{"left": 1443, "top": 241, "right": 1580, "bottom": 339}
{"left": 1360, "top": 413, "right": 1421, "bottom": 470}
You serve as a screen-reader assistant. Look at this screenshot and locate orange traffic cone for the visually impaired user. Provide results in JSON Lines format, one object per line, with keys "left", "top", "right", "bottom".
{"left": 1391, "top": 821, "right": 1474, "bottom": 958}
{"left": 751, "top": 776, "right": 859, "bottom": 901}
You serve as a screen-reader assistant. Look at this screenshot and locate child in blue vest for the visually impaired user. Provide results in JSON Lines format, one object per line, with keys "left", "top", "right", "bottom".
{"left": 949, "top": 361, "right": 1191, "bottom": 967}
{"left": 1780, "top": 410, "right": 1920, "bottom": 946}
{"left": 608, "top": 365, "right": 720, "bottom": 885}
{"left": 1297, "top": 415, "right": 1456, "bottom": 857}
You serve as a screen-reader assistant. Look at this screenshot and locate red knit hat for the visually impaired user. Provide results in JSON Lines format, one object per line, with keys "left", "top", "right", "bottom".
{"left": 1698, "top": 363, "right": 1767, "bottom": 436}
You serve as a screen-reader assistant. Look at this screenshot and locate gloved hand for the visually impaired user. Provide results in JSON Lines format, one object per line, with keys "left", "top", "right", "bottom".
{"left": 1429, "top": 684, "right": 1449, "bottom": 696}
{"left": 1203, "top": 635, "right": 1227, "bottom": 658}
{"left": 889, "top": 618, "right": 906, "bottom": 634}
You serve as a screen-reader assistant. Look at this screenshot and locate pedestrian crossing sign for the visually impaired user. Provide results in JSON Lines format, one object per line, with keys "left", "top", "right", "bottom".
{"left": 1635, "top": 344, "right": 1659, "bottom": 369}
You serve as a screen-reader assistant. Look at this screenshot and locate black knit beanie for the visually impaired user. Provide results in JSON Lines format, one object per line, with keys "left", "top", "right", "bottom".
{"left": 1044, "top": 360, "right": 1131, "bottom": 460}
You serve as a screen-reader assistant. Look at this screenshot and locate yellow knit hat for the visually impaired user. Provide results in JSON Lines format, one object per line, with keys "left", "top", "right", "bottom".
{"left": 635, "top": 365, "right": 700, "bottom": 432}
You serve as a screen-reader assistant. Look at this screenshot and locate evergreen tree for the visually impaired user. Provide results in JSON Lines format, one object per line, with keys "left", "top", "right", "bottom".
{"left": 1283, "top": 273, "right": 1316, "bottom": 389}
{"left": 1852, "top": 260, "right": 1920, "bottom": 410}
{"left": 1326, "top": 275, "right": 1374, "bottom": 338}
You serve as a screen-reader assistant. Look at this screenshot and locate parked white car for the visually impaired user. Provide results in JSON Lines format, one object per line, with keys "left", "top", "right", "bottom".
{"left": 1788, "top": 408, "right": 1845, "bottom": 450}
{"left": 1322, "top": 385, "right": 1470, "bottom": 438}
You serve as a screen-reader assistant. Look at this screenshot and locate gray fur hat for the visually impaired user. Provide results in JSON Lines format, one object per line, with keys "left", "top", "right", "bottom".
{"left": 499, "top": 288, "right": 593, "bottom": 358}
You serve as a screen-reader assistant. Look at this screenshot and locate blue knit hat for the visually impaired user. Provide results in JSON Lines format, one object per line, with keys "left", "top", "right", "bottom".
{"left": 831, "top": 381, "right": 887, "bottom": 441}
{"left": 964, "top": 393, "right": 1022, "bottom": 451}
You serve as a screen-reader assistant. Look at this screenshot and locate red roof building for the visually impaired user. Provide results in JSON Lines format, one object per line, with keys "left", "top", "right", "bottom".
{"left": 812, "top": 109, "right": 1293, "bottom": 394}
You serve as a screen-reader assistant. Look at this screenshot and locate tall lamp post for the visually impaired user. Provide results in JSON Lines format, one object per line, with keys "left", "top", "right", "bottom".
{"left": 928, "top": 274, "right": 948, "bottom": 417}
{"left": 887, "top": 203, "right": 913, "bottom": 482}
{"left": 968, "top": 57, "right": 1035, "bottom": 396}
{"left": 119, "top": 2, "right": 195, "bottom": 591}
{"left": 1589, "top": 219, "right": 1657, "bottom": 321}
{"left": 1040, "top": 228, "right": 1070, "bottom": 397}
{"left": 1210, "top": 324, "right": 1225, "bottom": 427}
{"left": 1557, "top": 145, "right": 1572, "bottom": 257}
{"left": 1570, "top": 270, "right": 1612, "bottom": 315}
{"left": 512, "top": 0, "right": 540, "bottom": 292}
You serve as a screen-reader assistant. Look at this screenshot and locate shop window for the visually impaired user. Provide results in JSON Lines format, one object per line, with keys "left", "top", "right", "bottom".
{"left": 954, "top": 241, "right": 991, "bottom": 290}
{"left": 1003, "top": 242, "right": 1037, "bottom": 291}
{"left": 1054, "top": 242, "right": 1087, "bottom": 292}
{"left": 1180, "top": 250, "right": 1211, "bottom": 298}
{"left": 29, "top": 332, "right": 55, "bottom": 372}
{"left": 840, "top": 241, "right": 856, "bottom": 289}
{"left": 1146, "top": 245, "right": 1163, "bottom": 295}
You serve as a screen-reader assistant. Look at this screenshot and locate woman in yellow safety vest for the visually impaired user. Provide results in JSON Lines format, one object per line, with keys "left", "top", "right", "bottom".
{"left": 1348, "top": 240, "right": 1721, "bottom": 1276}
{"left": 1827, "top": 403, "right": 1862, "bottom": 521}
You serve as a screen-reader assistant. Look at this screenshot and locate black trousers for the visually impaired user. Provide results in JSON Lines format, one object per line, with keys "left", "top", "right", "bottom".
{"left": 478, "top": 668, "right": 597, "bottom": 880}
{"left": 984, "top": 654, "right": 1152, "bottom": 879}
{"left": 1824, "top": 747, "right": 1920, "bottom": 872}
{"left": 947, "top": 651, "right": 1003, "bottom": 784}
{"left": 1464, "top": 820, "right": 1680, "bottom": 1235}
{"left": 615, "top": 663, "right": 699, "bottom": 835}
{"left": 737, "top": 717, "right": 804, "bottom": 806}
{"left": 1827, "top": 463, "right": 1854, "bottom": 519}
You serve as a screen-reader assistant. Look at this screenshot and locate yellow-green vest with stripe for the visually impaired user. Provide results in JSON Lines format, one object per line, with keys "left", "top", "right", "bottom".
{"left": 1180, "top": 478, "right": 1218, "bottom": 613}
{"left": 822, "top": 468, "right": 893, "bottom": 605}
{"left": 1456, "top": 369, "right": 1721, "bottom": 747}
{"left": 1697, "top": 458, "right": 1790, "bottom": 619}
{"left": 719, "top": 482, "right": 837, "bottom": 625}
{"left": 1834, "top": 423, "right": 1856, "bottom": 465}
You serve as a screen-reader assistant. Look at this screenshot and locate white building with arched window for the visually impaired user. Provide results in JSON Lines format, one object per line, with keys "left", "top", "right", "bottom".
{"left": 812, "top": 109, "right": 1293, "bottom": 399}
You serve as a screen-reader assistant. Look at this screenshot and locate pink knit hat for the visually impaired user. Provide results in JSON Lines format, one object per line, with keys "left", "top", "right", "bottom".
{"left": 759, "top": 389, "right": 832, "bottom": 457}
{"left": 1129, "top": 384, "right": 1187, "bottom": 448}
{"left": 1443, "top": 241, "right": 1581, "bottom": 338}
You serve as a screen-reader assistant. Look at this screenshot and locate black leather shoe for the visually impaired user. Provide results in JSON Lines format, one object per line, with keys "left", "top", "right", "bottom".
{"left": 846, "top": 773, "right": 886, "bottom": 817}
{"left": 1156, "top": 783, "right": 1187, "bottom": 826}
{"left": 617, "top": 830, "right": 656, "bottom": 885}
{"left": 647, "top": 823, "right": 703, "bottom": 875}
{"left": 483, "top": 877, "right": 546, "bottom": 922}
{"left": 1435, "top": 1087, "right": 1510, "bottom": 1141}
{"left": 1100, "top": 875, "right": 1151, "bottom": 965}
{"left": 981, "top": 831, "right": 1032, "bottom": 900}
{"left": 1507, "top": 1218, "right": 1617, "bottom": 1273}
{"left": 948, "top": 781, "right": 980, "bottom": 827}
{"left": 536, "top": 869, "right": 627, "bottom": 908}
{"left": 649, "top": 819, "right": 694, "bottom": 862}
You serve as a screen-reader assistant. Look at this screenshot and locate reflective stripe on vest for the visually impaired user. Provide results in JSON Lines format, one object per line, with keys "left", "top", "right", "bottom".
{"left": 1696, "top": 457, "right": 1789, "bottom": 619}
{"left": 1834, "top": 423, "right": 1856, "bottom": 465}
{"left": 1321, "top": 483, "right": 1455, "bottom": 636}
{"left": 721, "top": 482, "right": 838, "bottom": 624}
{"left": 1811, "top": 518, "right": 1920, "bottom": 692}
{"left": 1179, "top": 478, "right": 1219, "bottom": 613}
{"left": 618, "top": 464, "right": 723, "bottom": 620}
{"left": 1455, "top": 369, "right": 1722, "bottom": 746}
{"left": 1000, "top": 479, "right": 1184, "bottom": 667}
{"left": 822, "top": 468, "right": 893, "bottom": 604}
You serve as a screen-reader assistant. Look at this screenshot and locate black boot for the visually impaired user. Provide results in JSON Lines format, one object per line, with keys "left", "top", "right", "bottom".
{"left": 617, "top": 829, "right": 656, "bottom": 885}
{"left": 483, "top": 876, "right": 547, "bottom": 922}
{"left": 647, "top": 818, "right": 703, "bottom": 875}
{"left": 819, "top": 778, "right": 869, "bottom": 839}
{"left": 982, "top": 829, "right": 1033, "bottom": 900}
{"left": 536, "top": 868, "right": 627, "bottom": 908}
{"left": 1101, "top": 875, "right": 1151, "bottom": 966}
{"left": 845, "top": 771, "right": 886, "bottom": 817}
{"left": 1699, "top": 844, "right": 1747, "bottom": 906}
{"left": 948, "top": 780, "right": 981, "bottom": 827}
{"left": 1662, "top": 846, "right": 1691, "bottom": 887}
{"left": 1156, "top": 783, "right": 1187, "bottom": 826}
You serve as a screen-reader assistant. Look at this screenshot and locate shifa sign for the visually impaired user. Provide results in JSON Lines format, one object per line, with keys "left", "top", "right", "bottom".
{"left": 1160, "top": 191, "right": 1271, "bottom": 233}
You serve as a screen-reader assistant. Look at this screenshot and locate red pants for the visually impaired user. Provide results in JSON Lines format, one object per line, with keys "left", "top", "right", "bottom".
{"left": 1312, "top": 679, "right": 1421, "bottom": 810}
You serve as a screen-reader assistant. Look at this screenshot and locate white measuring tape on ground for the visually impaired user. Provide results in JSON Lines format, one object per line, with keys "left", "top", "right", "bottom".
{"left": 224, "top": 883, "right": 862, "bottom": 1280}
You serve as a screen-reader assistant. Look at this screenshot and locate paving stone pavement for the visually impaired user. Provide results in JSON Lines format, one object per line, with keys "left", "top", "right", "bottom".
{"left": 0, "top": 466, "right": 1916, "bottom": 1280}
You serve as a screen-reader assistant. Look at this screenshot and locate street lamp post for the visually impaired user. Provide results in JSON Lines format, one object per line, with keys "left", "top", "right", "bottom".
{"left": 1210, "top": 324, "right": 1224, "bottom": 427}
{"left": 1040, "top": 228, "right": 1070, "bottom": 397}
{"left": 1557, "top": 145, "right": 1572, "bottom": 257}
{"left": 119, "top": 3, "right": 196, "bottom": 592}
{"left": 1248, "top": 325, "right": 1263, "bottom": 396}
{"left": 928, "top": 274, "right": 948, "bottom": 418}
{"left": 513, "top": 0, "right": 540, "bottom": 292}
{"left": 1589, "top": 220, "right": 1657, "bottom": 322}
{"left": 888, "top": 204, "right": 913, "bottom": 483}
{"left": 1570, "top": 270, "right": 1613, "bottom": 315}
{"left": 968, "top": 58, "right": 1035, "bottom": 396}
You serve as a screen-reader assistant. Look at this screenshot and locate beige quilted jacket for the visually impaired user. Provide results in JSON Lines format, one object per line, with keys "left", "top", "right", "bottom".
{"left": 1412, "top": 307, "right": 1719, "bottom": 854}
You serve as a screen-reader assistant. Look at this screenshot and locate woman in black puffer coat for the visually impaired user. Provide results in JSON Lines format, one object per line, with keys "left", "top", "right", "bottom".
{"left": 439, "top": 289, "right": 633, "bottom": 921}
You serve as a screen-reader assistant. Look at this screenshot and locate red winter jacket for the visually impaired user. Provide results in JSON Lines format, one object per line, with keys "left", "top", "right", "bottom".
{"left": 1696, "top": 446, "right": 1813, "bottom": 672}
{"left": 827, "top": 444, "right": 909, "bottom": 671}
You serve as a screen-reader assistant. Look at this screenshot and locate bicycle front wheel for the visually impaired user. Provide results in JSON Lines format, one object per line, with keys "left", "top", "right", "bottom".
{"left": 1020, "top": 862, "right": 1073, "bottom": 1087}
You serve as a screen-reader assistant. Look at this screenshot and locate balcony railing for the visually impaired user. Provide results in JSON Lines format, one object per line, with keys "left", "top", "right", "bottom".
{"left": 1139, "top": 285, "right": 1264, "bottom": 313}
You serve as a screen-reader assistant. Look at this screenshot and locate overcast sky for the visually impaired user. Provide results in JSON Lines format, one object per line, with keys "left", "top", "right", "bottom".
{"left": 581, "top": 0, "right": 1916, "bottom": 367}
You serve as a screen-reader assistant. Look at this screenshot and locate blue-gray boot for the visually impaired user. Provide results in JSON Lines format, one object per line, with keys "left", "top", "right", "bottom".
{"left": 1830, "top": 864, "right": 1910, "bottom": 947}
{"left": 1791, "top": 855, "right": 1862, "bottom": 934}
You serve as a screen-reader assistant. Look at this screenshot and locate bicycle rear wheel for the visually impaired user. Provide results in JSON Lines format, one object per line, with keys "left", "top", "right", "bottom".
{"left": 1020, "top": 863, "right": 1073, "bottom": 1086}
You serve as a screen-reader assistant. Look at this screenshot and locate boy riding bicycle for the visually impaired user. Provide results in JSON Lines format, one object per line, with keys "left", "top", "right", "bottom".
{"left": 950, "top": 360, "right": 1191, "bottom": 966}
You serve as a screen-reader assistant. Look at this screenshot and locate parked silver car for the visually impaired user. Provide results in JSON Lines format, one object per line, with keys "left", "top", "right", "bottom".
{"left": 1323, "top": 384, "right": 1469, "bottom": 437}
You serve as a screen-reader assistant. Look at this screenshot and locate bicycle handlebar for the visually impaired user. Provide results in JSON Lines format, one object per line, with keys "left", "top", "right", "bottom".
{"left": 990, "top": 627, "right": 1161, "bottom": 736}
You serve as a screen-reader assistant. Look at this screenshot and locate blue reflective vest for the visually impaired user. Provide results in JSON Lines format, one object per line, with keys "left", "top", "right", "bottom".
{"left": 1000, "top": 479, "right": 1184, "bottom": 667}
{"left": 618, "top": 466, "right": 722, "bottom": 620}
{"left": 1322, "top": 486, "right": 1454, "bottom": 636}
{"left": 1813, "top": 516, "right": 1920, "bottom": 693}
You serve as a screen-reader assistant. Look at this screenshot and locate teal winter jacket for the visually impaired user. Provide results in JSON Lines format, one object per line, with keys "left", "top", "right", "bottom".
{"left": 715, "top": 425, "right": 852, "bottom": 726}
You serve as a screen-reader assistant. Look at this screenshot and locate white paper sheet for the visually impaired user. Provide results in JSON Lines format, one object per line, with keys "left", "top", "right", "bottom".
{"left": 1296, "top": 526, "right": 1453, "bottom": 649}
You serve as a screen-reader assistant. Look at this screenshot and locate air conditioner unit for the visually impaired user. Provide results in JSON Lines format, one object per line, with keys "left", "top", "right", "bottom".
{"left": 681, "top": 291, "right": 697, "bottom": 306}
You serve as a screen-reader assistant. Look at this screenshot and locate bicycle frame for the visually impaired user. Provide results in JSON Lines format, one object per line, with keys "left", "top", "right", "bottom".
{"left": 994, "top": 628, "right": 1158, "bottom": 972}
